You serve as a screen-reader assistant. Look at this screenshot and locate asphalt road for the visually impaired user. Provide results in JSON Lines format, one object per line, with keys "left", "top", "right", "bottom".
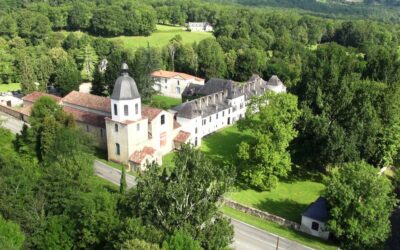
{"left": 231, "top": 218, "right": 313, "bottom": 250}
{"left": 94, "top": 160, "right": 136, "bottom": 188}
{"left": 0, "top": 112, "right": 24, "bottom": 134}
{"left": 95, "top": 161, "right": 313, "bottom": 250}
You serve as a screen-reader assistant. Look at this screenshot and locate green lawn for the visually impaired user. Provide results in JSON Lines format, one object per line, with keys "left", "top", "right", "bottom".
{"left": 0, "top": 83, "right": 21, "bottom": 92}
{"left": 110, "top": 24, "right": 213, "bottom": 51}
{"left": 221, "top": 206, "right": 338, "bottom": 250}
{"left": 201, "top": 125, "right": 254, "bottom": 163}
{"left": 146, "top": 95, "right": 182, "bottom": 110}
{"left": 226, "top": 180, "right": 325, "bottom": 223}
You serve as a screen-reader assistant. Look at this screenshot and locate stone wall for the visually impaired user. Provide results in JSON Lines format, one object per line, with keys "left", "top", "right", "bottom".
{"left": 223, "top": 198, "right": 301, "bottom": 231}
{"left": 0, "top": 104, "right": 23, "bottom": 120}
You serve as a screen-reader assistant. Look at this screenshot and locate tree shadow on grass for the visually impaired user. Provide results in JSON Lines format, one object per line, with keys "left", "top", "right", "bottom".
{"left": 255, "top": 198, "right": 307, "bottom": 223}
{"left": 281, "top": 164, "right": 325, "bottom": 184}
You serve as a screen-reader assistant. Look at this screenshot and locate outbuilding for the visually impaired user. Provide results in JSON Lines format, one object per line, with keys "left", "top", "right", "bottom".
{"left": 300, "top": 197, "right": 330, "bottom": 240}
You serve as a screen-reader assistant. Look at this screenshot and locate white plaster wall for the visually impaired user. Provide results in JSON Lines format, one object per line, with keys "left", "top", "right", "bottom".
{"left": 300, "top": 216, "right": 330, "bottom": 240}
{"left": 176, "top": 116, "right": 201, "bottom": 147}
{"left": 153, "top": 77, "right": 204, "bottom": 98}
{"left": 111, "top": 98, "right": 141, "bottom": 122}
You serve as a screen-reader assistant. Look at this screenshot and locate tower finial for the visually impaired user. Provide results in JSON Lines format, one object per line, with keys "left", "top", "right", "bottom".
{"left": 121, "top": 63, "right": 129, "bottom": 74}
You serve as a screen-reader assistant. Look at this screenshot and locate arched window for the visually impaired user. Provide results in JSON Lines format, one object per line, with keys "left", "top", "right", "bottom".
{"left": 161, "top": 114, "right": 165, "bottom": 125}
{"left": 124, "top": 105, "right": 129, "bottom": 116}
{"left": 116, "top": 143, "right": 120, "bottom": 155}
{"left": 114, "top": 104, "right": 118, "bottom": 116}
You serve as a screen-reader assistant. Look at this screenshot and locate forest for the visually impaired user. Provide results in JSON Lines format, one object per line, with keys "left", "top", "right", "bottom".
{"left": 1, "top": 0, "right": 400, "bottom": 249}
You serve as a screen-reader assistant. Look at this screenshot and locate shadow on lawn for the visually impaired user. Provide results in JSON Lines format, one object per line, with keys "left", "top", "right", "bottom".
{"left": 255, "top": 198, "right": 307, "bottom": 223}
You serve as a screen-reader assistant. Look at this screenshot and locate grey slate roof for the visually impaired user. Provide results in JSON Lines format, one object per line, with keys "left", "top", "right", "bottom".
{"left": 302, "top": 197, "right": 330, "bottom": 222}
{"left": 111, "top": 63, "right": 140, "bottom": 100}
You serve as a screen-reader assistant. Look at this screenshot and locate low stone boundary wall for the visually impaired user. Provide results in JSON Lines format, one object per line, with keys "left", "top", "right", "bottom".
{"left": 0, "top": 104, "right": 23, "bottom": 119}
{"left": 223, "top": 198, "right": 301, "bottom": 231}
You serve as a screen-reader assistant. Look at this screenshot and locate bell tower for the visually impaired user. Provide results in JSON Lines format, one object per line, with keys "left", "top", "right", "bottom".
{"left": 110, "top": 63, "right": 141, "bottom": 122}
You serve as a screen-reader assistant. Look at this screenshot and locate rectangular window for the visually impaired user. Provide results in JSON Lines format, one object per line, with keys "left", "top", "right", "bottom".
{"left": 176, "top": 87, "right": 181, "bottom": 94}
{"left": 160, "top": 132, "right": 166, "bottom": 147}
{"left": 137, "top": 123, "right": 140, "bottom": 131}
{"left": 222, "top": 111, "right": 225, "bottom": 117}
{"left": 216, "top": 114, "right": 219, "bottom": 119}
{"left": 114, "top": 104, "right": 118, "bottom": 116}
{"left": 116, "top": 143, "right": 120, "bottom": 155}
{"left": 195, "top": 127, "right": 198, "bottom": 134}
{"left": 115, "top": 124, "right": 118, "bottom": 132}
{"left": 135, "top": 103, "right": 139, "bottom": 115}
{"left": 209, "top": 116, "right": 212, "bottom": 122}
{"left": 311, "top": 222, "right": 319, "bottom": 231}
{"left": 124, "top": 105, "right": 129, "bottom": 116}
{"left": 161, "top": 114, "right": 165, "bottom": 125}
{"left": 203, "top": 119, "right": 206, "bottom": 125}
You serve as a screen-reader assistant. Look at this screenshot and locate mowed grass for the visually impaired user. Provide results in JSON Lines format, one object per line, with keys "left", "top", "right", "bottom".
{"left": 226, "top": 181, "right": 325, "bottom": 223}
{"left": 110, "top": 24, "right": 214, "bottom": 51}
{"left": 221, "top": 206, "right": 338, "bottom": 250}
{"left": 146, "top": 95, "right": 182, "bottom": 110}
{"left": 0, "top": 83, "right": 21, "bottom": 92}
{"left": 201, "top": 125, "right": 254, "bottom": 163}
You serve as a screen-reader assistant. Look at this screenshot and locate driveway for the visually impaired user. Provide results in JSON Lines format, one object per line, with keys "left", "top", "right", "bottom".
{"left": 94, "top": 160, "right": 136, "bottom": 188}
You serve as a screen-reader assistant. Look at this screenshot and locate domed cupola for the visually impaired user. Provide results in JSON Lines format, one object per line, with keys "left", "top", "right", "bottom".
{"left": 111, "top": 63, "right": 140, "bottom": 100}
{"left": 111, "top": 63, "right": 142, "bottom": 121}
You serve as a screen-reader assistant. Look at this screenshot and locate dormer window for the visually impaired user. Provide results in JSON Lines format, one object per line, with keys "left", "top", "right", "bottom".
{"left": 124, "top": 105, "right": 129, "bottom": 116}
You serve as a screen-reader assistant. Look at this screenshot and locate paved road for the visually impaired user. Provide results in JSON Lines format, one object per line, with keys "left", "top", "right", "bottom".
{"left": 231, "top": 218, "right": 313, "bottom": 250}
{"left": 0, "top": 112, "right": 24, "bottom": 134}
{"left": 95, "top": 161, "right": 313, "bottom": 250}
{"left": 94, "top": 160, "right": 136, "bottom": 188}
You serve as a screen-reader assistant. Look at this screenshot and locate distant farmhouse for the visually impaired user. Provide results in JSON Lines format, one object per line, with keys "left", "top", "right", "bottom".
{"left": 300, "top": 197, "right": 330, "bottom": 240}
{"left": 188, "top": 22, "right": 213, "bottom": 32}
{"left": 151, "top": 70, "right": 205, "bottom": 98}
{"left": 1, "top": 64, "right": 286, "bottom": 170}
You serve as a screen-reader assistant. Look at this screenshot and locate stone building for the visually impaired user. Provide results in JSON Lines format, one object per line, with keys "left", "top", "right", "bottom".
{"left": 151, "top": 70, "right": 204, "bottom": 98}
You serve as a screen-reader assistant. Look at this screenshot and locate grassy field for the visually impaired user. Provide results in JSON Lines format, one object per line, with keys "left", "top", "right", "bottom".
{"left": 0, "top": 83, "right": 21, "bottom": 92}
{"left": 226, "top": 180, "right": 325, "bottom": 223}
{"left": 145, "top": 95, "right": 182, "bottom": 110}
{"left": 110, "top": 24, "right": 213, "bottom": 51}
{"left": 221, "top": 206, "right": 338, "bottom": 250}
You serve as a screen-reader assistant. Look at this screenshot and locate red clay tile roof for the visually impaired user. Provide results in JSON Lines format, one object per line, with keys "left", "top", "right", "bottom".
{"left": 142, "top": 106, "right": 162, "bottom": 121}
{"left": 63, "top": 106, "right": 107, "bottom": 127}
{"left": 22, "top": 91, "right": 61, "bottom": 104}
{"left": 173, "top": 120, "right": 181, "bottom": 129}
{"left": 62, "top": 91, "right": 111, "bottom": 113}
{"left": 174, "top": 131, "right": 191, "bottom": 143}
{"left": 129, "top": 146, "right": 156, "bottom": 164}
{"left": 151, "top": 70, "right": 204, "bottom": 82}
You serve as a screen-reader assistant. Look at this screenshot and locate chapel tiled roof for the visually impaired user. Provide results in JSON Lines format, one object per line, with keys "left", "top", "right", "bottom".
{"left": 174, "top": 131, "right": 191, "bottom": 143}
{"left": 142, "top": 106, "right": 162, "bottom": 121}
{"left": 151, "top": 70, "right": 204, "bottom": 82}
{"left": 22, "top": 91, "right": 61, "bottom": 104}
{"left": 63, "top": 106, "right": 108, "bottom": 127}
{"left": 62, "top": 91, "right": 111, "bottom": 113}
{"left": 173, "top": 120, "right": 181, "bottom": 129}
{"left": 129, "top": 146, "right": 156, "bottom": 164}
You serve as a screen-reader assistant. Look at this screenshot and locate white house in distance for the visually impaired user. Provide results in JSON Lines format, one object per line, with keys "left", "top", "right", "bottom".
{"left": 300, "top": 197, "right": 330, "bottom": 240}
{"left": 171, "top": 75, "right": 286, "bottom": 147}
{"left": 188, "top": 22, "right": 213, "bottom": 32}
{"left": 151, "top": 70, "right": 205, "bottom": 98}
